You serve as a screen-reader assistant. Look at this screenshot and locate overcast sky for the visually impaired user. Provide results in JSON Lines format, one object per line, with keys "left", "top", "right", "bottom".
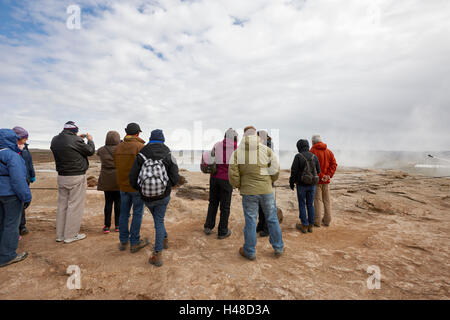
{"left": 0, "top": 0, "right": 449, "bottom": 151}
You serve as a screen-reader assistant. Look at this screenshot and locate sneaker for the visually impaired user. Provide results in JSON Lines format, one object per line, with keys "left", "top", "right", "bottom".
{"left": 103, "top": 226, "right": 110, "bottom": 234}
{"left": 130, "top": 238, "right": 150, "bottom": 253}
{"left": 19, "top": 226, "right": 29, "bottom": 236}
{"left": 114, "top": 226, "right": 119, "bottom": 232}
{"left": 64, "top": 233, "right": 86, "bottom": 244}
{"left": 274, "top": 249, "right": 283, "bottom": 258}
{"left": 218, "top": 230, "right": 232, "bottom": 240}
{"left": 18, "top": 235, "right": 22, "bottom": 241}
{"left": 259, "top": 231, "right": 269, "bottom": 237}
{"left": 0, "top": 252, "right": 28, "bottom": 268}
{"left": 56, "top": 238, "right": 64, "bottom": 242}
{"left": 119, "top": 242, "right": 128, "bottom": 251}
{"left": 149, "top": 251, "right": 163, "bottom": 267}
{"left": 204, "top": 227, "right": 212, "bottom": 235}
{"left": 239, "top": 247, "right": 256, "bottom": 261}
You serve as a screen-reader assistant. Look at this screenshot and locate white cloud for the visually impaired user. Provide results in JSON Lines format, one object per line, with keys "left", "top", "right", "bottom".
{"left": 0, "top": 0, "right": 449, "bottom": 153}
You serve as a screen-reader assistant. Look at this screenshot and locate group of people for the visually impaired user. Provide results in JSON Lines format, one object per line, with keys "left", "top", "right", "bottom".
{"left": 0, "top": 121, "right": 336, "bottom": 268}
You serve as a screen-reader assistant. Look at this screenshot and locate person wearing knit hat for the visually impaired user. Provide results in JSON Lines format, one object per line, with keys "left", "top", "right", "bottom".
{"left": 12, "top": 126, "right": 35, "bottom": 237}
{"left": 50, "top": 121, "right": 95, "bottom": 244}
{"left": 149, "top": 129, "right": 165, "bottom": 143}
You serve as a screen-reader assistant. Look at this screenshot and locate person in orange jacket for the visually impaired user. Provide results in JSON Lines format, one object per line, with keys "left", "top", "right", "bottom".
{"left": 310, "top": 135, "right": 337, "bottom": 227}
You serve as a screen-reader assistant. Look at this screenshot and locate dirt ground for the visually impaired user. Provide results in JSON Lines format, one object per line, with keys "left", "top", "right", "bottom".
{"left": 0, "top": 158, "right": 449, "bottom": 300}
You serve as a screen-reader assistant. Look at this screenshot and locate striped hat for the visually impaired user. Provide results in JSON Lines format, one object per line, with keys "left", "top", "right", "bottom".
{"left": 64, "top": 121, "right": 79, "bottom": 133}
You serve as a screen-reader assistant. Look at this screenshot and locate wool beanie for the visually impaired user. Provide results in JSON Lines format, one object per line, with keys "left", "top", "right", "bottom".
{"left": 64, "top": 121, "right": 79, "bottom": 134}
{"left": 12, "top": 126, "right": 29, "bottom": 140}
{"left": 150, "top": 129, "right": 165, "bottom": 142}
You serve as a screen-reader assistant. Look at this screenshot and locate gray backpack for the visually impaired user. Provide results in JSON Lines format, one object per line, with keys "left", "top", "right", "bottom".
{"left": 299, "top": 153, "right": 319, "bottom": 185}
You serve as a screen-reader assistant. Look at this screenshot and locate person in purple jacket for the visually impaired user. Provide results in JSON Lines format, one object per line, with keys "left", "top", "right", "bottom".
{"left": 203, "top": 128, "right": 238, "bottom": 239}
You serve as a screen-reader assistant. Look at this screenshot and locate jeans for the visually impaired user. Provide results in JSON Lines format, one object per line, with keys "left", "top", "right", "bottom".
{"left": 242, "top": 193, "right": 284, "bottom": 257}
{"left": 104, "top": 191, "right": 121, "bottom": 228}
{"left": 0, "top": 196, "right": 23, "bottom": 264}
{"left": 296, "top": 184, "right": 316, "bottom": 226}
{"left": 144, "top": 196, "right": 170, "bottom": 253}
{"left": 204, "top": 177, "right": 233, "bottom": 236}
{"left": 119, "top": 191, "right": 144, "bottom": 246}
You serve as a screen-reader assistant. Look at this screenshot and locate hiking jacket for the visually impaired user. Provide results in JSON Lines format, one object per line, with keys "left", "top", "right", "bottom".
{"left": 310, "top": 142, "right": 337, "bottom": 184}
{"left": 114, "top": 136, "right": 145, "bottom": 193}
{"left": 289, "top": 140, "right": 321, "bottom": 188}
{"left": 50, "top": 130, "right": 95, "bottom": 176}
{"left": 129, "top": 142, "right": 179, "bottom": 202}
{"left": 20, "top": 144, "right": 35, "bottom": 183}
{"left": 0, "top": 129, "right": 32, "bottom": 203}
{"left": 228, "top": 135, "right": 280, "bottom": 195}
{"left": 211, "top": 138, "right": 237, "bottom": 181}
{"left": 97, "top": 131, "right": 120, "bottom": 191}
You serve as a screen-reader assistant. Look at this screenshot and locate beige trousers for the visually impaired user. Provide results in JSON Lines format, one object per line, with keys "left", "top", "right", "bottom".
{"left": 314, "top": 184, "right": 331, "bottom": 226}
{"left": 56, "top": 175, "right": 87, "bottom": 240}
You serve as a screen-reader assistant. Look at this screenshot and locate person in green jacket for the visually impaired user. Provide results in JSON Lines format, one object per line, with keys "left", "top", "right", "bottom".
{"left": 228, "top": 126, "right": 284, "bottom": 260}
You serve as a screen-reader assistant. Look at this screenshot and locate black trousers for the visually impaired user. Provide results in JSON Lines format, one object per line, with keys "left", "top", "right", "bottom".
{"left": 104, "top": 191, "right": 121, "bottom": 228}
{"left": 19, "top": 182, "right": 30, "bottom": 232}
{"left": 204, "top": 177, "right": 233, "bottom": 236}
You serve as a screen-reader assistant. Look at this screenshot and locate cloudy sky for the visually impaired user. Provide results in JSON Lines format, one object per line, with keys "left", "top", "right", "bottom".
{"left": 0, "top": 0, "right": 449, "bottom": 151}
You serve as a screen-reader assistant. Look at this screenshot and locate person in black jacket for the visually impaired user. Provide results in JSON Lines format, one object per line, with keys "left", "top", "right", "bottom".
{"left": 50, "top": 121, "right": 95, "bottom": 244}
{"left": 289, "top": 139, "right": 321, "bottom": 234}
{"left": 129, "top": 129, "right": 179, "bottom": 267}
{"left": 12, "top": 126, "right": 36, "bottom": 236}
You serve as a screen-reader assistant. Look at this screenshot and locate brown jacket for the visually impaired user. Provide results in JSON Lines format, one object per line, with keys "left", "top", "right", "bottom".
{"left": 97, "top": 131, "right": 121, "bottom": 192}
{"left": 114, "top": 135, "right": 145, "bottom": 192}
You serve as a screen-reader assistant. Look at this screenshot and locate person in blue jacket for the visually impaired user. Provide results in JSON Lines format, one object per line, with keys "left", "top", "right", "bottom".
{"left": 0, "top": 128, "right": 32, "bottom": 268}
{"left": 13, "top": 126, "right": 36, "bottom": 236}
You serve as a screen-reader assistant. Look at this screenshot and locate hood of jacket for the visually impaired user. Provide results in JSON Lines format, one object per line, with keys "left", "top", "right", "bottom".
{"left": 124, "top": 135, "right": 145, "bottom": 144}
{"left": 105, "top": 131, "right": 120, "bottom": 146}
{"left": 311, "top": 141, "right": 328, "bottom": 151}
{"left": 0, "top": 129, "right": 20, "bottom": 153}
{"left": 296, "top": 139, "right": 310, "bottom": 153}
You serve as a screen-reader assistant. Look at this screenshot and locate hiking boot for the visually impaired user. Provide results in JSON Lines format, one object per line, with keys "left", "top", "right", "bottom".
{"left": 19, "top": 226, "right": 29, "bottom": 236}
{"left": 204, "top": 227, "right": 212, "bottom": 235}
{"left": 103, "top": 226, "right": 110, "bottom": 234}
{"left": 239, "top": 247, "right": 256, "bottom": 261}
{"left": 274, "top": 249, "right": 283, "bottom": 258}
{"left": 64, "top": 233, "right": 86, "bottom": 244}
{"left": 119, "top": 242, "right": 128, "bottom": 251}
{"left": 259, "top": 231, "right": 269, "bottom": 237}
{"left": 218, "top": 230, "right": 232, "bottom": 240}
{"left": 149, "top": 251, "right": 163, "bottom": 267}
{"left": 308, "top": 224, "right": 313, "bottom": 233}
{"left": 164, "top": 237, "right": 169, "bottom": 249}
{"left": 296, "top": 222, "right": 307, "bottom": 234}
{"left": 56, "top": 238, "right": 64, "bottom": 242}
{"left": 0, "top": 252, "right": 28, "bottom": 268}
{"left": 322, "top": 219, "right": 329, "bottom": 227}
{"left": 130, "top": 238, "right": 150, "bottom": 253}
{"left": 314, "top": 223, "right": 321, "bottom": 228}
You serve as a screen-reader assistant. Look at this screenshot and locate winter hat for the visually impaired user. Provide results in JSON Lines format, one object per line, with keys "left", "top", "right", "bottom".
{"left": 12, "top": 126, "right": 29, "bottom": 140}
{"left": 149, "top": 129, "right": 165, "bottom": 142}
{"left": 64, "top": 121, "right": 79, "bottom": 134}
{"left": 312, "top": 134, "right": 322, "bottom": 145}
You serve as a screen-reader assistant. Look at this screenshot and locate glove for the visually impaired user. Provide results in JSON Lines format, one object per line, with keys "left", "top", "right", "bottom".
{"left": 30, "top": 177, "right": 36, "bottom": 183}
{"left": 290, "top": 184, "right": 295, "bottom": 191}
{"left": 23, "top": 202, "right": 31, "bottom": 209}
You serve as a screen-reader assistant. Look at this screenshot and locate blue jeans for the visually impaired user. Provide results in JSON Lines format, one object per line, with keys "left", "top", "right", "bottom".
{"left": 0, "top": 196, "right": 23, "bottom": 264}
{"left": 242, "top": 193, "right": 284, "bottom": 257}
{"left": 297, "top": 185, "right": 316, "bottom": 226}
{"left": 119, "top": 191, "right": 144, "bottom": 246}
{"left": 144, "top": 196, "right": 170, "bottom": 253}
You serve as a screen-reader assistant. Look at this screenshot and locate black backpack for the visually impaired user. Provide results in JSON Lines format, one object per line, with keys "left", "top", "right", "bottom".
{"left": 298, "top": 153, "right": 319, "bottom": 185}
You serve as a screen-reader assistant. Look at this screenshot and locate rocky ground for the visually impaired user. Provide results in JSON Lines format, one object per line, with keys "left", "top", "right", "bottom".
{"left": 0, "top": 158, "right": 449, "bottom": 300}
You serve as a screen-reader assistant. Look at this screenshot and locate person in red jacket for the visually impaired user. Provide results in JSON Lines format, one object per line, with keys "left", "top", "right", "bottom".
{"left": 310, "top": 135, "right": 337, "bottom": 227}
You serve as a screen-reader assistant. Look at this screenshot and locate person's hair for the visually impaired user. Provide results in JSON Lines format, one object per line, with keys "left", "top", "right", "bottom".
{"left": 224, "top": 128, "right": 238, "bottom": 142}
{"left": 312, "top": 134, "right": 322, "bottom": 144}
{"left": 243, "top": 126, "right": 256, "bottom": 133}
